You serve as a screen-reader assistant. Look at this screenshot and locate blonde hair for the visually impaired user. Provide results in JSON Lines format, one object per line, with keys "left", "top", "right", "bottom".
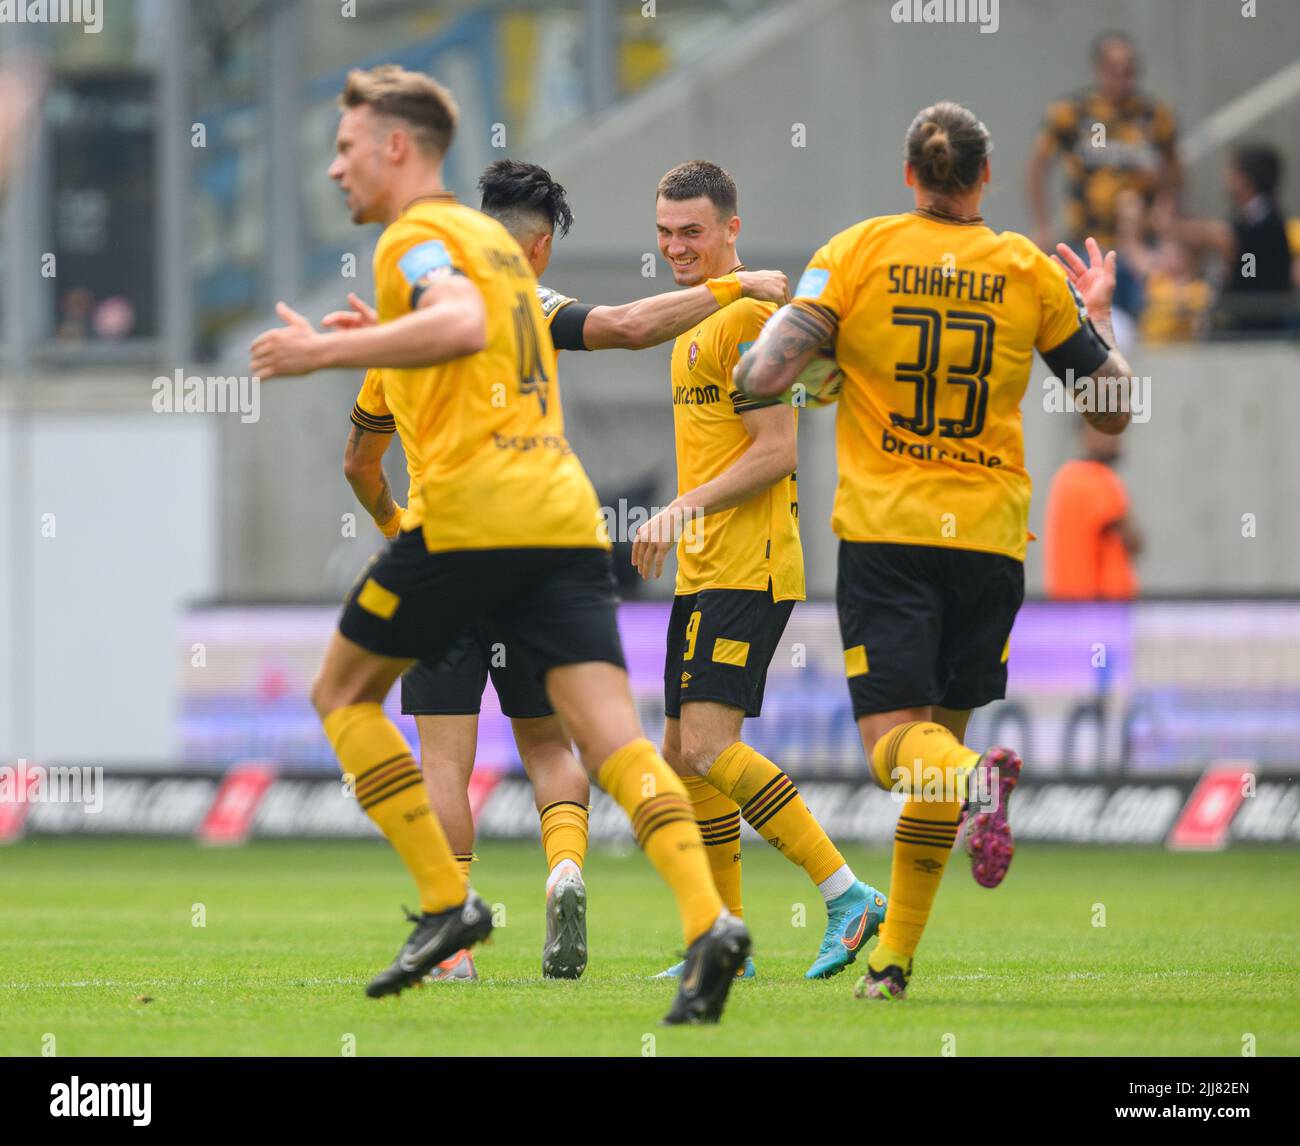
{"left": 339, "top": 65, "right": 459, "bottom": 157}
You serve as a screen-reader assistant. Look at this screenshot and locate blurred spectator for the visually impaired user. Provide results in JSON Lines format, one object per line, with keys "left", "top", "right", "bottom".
{"left": 1114, "top": 190, "right": 1211, "bottom": 344}
{"left": 1044, "top": 421, "right": 1142, "bottom": 601}
{"left": 1026, "top": 30, "right": 1180, "bottom": 318}
{"left": 1156, "top": 143, "right": 1296, "bottom": 336}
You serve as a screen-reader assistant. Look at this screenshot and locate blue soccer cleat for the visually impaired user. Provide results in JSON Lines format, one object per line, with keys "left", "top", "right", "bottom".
{"left": 805, "top": 880, "right": 887, "bottom": 980}
{"left": 654, "top": 954, "right": 756, "bottom": 980}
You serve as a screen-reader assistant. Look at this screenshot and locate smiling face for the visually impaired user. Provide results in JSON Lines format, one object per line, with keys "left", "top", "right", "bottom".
{"left": 655, "top": 195, "right": 739, "bottom": 285}
{"left": 328, "top": 105, "right": 393, "bottom": 225}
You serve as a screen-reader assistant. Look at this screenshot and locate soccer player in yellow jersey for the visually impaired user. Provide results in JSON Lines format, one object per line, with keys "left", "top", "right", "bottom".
{"left": 737, "top": 102, "right": 1135, "bottom": 1000}
{"left": 250, "top": 66, "right": 750, "bottom": 1023}
{"left": 631, "top": 162, "right": 886, "bottom": 983}
{"left": 333, "top": 160, "right": 788, "bottom": 984}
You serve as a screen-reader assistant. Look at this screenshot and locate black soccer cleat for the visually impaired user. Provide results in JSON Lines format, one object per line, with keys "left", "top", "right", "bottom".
{"left": 365, "top": 892, "right": 493, "bottom": 999}
{"left": 661, "top": 911, "right": 751, "bottom": 1026}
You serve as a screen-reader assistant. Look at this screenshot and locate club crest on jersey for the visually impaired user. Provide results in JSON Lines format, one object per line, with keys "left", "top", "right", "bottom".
{"left": 687, "top": 341, "right": 700, "bottom": 370}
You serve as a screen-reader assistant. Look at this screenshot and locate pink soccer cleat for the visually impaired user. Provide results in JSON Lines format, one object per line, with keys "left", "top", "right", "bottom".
{"left": 964, "top": 746, "right": 1022, "bottom": 889}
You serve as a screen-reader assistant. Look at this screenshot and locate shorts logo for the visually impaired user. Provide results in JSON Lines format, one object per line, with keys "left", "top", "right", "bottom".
{"left": 712, "top": 638, "right": 750, "bottom": 668}
{"left": 844, "top": 644, "right": 869, "bottom": 679}
{"left": 357, "top": 578, "right": 400, "bottom": 620}
{"left": 687, "top": 341, "right": 699, "bottom": 370}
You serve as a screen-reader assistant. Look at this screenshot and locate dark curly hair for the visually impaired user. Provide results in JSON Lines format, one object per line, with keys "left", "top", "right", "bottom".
{"left": 478, "top": 159, "right": 574, "bottom": 237}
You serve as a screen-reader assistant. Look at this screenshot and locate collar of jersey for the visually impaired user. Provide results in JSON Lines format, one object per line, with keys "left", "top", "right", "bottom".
{"left": 401, "top": 191, "right": 458, "bottom": 214}
{"left": 911, "top": 205, "right": 985, "bottom": 227}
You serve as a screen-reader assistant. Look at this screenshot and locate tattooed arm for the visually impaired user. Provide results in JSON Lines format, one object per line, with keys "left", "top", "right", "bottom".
{"left": 343, "top": 424, "right": 403, "bottom": 536}
{"left": 733, "top": 301, "right": 837, "bottom": 401}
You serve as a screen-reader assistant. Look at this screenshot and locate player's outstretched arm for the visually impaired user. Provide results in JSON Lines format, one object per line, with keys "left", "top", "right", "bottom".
{"left": 582, "top": 270, "right": 789, "bottom": 351}
{"left": 631, "top": 403, "right": 797, "bottom": 580}
{"left": 733, "top": 301, "right": 836, "bottom": 401}
{"left": 251, "top": 275, "right": 486, "bottom": 378}
{"left": 342, "top": 424, "right": 403, "bottom": 538}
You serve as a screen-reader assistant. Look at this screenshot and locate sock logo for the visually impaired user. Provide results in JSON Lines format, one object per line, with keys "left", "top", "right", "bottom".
{"left": 913, "top": 857, "right": 943, "bottom": 874}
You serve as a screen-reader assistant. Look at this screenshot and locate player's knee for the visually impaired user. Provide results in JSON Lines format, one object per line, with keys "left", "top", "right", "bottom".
{"left": 309, "top": 672, "right": 340, "bottom": 720}
{"left": 679, "top": 737, "right": 724, "bottom": 778}
{"left": 310, "top": 669, "right": 383, "bottom": 719}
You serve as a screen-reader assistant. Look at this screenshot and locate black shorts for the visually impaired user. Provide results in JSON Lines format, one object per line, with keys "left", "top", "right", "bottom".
{"left": 339, "top": 529, "right": 626, "bottom": 683}
{"left": 663, "top": 587, "right": 796, "bottom": 719}
{"left": 400, "top": 620, "right": 554, "bottom": 720}
{"left": 836, "top": 540, "right": 1024, "bottom": 717}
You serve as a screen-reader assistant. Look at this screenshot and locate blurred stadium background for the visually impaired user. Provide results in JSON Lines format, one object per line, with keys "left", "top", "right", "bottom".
{"left": 1, "top": 0, "right": 1298, "bottom": 853}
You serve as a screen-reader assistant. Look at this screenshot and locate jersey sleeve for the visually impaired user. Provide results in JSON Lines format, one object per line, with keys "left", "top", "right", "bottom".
{"left": 351, "top": 368, "right": 395, "bottom": 434}
{"left": 1035, "top": 255, "right": 1111, "bottom": 379}
{"left": 376, "top": 220, "right": 466, "bottom": 312}
{"left": 536, "top": 285, "right": 594, "bottom": 352}
{"left": 791, "top": 238, "right": 850, "bottom": 324}
{"left": 720, "top": 301, "right": 782, "bottom": 412}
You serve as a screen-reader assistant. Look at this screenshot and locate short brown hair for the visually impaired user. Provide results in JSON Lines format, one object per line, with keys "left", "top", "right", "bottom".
{"left": 339, "top": 65, "right": 459, "bottom": 157}
{"left": 656, "top": 160, "right": 737, "bottom": 217}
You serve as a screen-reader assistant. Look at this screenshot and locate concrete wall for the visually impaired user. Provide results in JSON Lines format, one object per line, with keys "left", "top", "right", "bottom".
{"left": 0, "top": 375, "right": 217, "bottom": 763}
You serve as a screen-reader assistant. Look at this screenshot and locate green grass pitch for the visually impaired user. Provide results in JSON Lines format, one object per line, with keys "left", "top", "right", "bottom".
{"left": 2, "top": 838, "right": 1297, "bottom": 1057}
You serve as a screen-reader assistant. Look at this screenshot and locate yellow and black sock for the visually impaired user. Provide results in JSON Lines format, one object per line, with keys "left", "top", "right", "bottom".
{"left": 323, "top": 703, "right": 465, "bottom": 914}
{"left": 453, "top": 852, "right": 475, "bottom": 882}
{"left": 707, "top": 742, "right": 845, "bottom": 887}
{"left": 870, "top": 797, "right": 963, "bottom": 968}
{"left": 539, "top": 800, "right": 588, "bottom": 873}
{"left": 870, "top": 721, "right": 980, "bottom": 799}
{"left": 599, "top": 739, "right": 722, "bottom": 945}
{"left": 682, "top": 775, "right": 743, "bottom": 919}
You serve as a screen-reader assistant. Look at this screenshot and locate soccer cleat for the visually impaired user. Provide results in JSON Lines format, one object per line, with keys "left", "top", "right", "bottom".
{"left": 424, "top": 948, "right": 478, "bottom": 982}
{"left": 653, "top": 954, "right": 756, "bottom": 980}
{"left": 661, "top": 911, "right": 751, "bottom": 1025}
{"left": 365, "top": 892, "right": 493, "bottom": 998}
{"left": 964, "top": 746, "right": 1023, "bottom": 889}
{"left": 854, "top": 959, "right": 911, "bottom": 1001}
{"left": 804, "top": 880, "right": 888, "bottom": 980}
{"left": 542, "top": 869, "right": 588, "bottom": 980}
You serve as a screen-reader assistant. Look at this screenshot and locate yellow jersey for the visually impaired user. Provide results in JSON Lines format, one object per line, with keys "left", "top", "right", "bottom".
{"left": 792, "top": 209, "right": 1110, "bottom": 562}
{"left": 367, "top": 195, "right": 607, "bottom": 554}
{"left": 352, "top": 279, "right": 588, "bottom": 534}
{"left": 669, "top": 296, "right": 804, "bottom": 600}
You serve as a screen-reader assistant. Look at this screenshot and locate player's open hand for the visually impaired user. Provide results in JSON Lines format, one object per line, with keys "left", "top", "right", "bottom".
{"left": 322, "top": 293, "right": 378, "bottom": 332}
{"left": 251, "top": 302, "right": 326, "bottom": 379}
{"left": 632, "top": 505, "right": 688, "bottom": 580}
{"left": 1052, "top": 237, "right": 1117, "bottom": 317}
{"left": 737, "top": 269, "right": 791, "bottom": 306}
